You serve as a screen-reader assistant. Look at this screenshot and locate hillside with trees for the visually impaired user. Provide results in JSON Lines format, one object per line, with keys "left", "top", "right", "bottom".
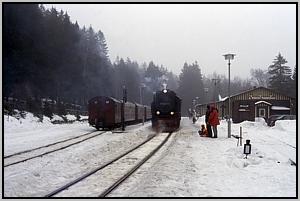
{"left": 3, "top": 4, "right": 296, "bottom": 117}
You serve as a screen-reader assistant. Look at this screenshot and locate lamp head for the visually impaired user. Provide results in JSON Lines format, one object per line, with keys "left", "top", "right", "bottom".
{"left": 223, "top": 54, "right": 235, "bottom": 60}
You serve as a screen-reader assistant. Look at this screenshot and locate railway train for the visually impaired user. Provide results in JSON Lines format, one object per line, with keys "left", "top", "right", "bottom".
{"left": 88, "top": 96, "right": 152, "bottom": 130}
{"left": 151, "top": 89, "right": 181, "bottom": 132}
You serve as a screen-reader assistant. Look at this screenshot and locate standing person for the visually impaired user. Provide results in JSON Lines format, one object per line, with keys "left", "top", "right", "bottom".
{"left": 192, "top": 109, "right": 197, "bottom": 124}
{"left": 205, "top": 105, "right": 212, "bottom": 138}
{"left": 208, "top": 105, "right": 220, "bottom": 138}
{"left": 188, "top": 108, "right": 192, "bottom": 119}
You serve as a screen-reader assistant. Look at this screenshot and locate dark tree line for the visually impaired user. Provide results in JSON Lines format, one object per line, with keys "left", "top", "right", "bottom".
{"left": 4, "top": 4, "right": 296, "bottom": 117}
{"left": 4, "top": 4, "right": 113, "bottom": 105}
{"left": 3, "top": 4, "right": 178, "bottom": 109}
{"left": 177, "top": 61, "right": 205, "bottom": 114}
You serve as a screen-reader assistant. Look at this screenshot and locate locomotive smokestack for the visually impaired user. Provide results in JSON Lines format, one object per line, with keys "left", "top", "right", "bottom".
{"left": 162, "top": 83, "right": 167, "bottom": 90}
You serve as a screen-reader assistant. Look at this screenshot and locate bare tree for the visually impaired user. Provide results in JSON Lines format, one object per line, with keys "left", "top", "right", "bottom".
{"left": 250, "top": 68, "right": 270, "bottom": 87}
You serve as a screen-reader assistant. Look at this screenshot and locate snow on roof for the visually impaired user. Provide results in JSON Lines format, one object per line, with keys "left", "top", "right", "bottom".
{"left": 109, "top": 97, "right": 122, "bottom": 103}
{"left": 255, "top": 101, "right": 272, "bottom": 105}
{"left": 218, "top": 94, "right": 228, "bottom": 101}
{"left": 271, "top": 106, "right": 290, "bottom": 110}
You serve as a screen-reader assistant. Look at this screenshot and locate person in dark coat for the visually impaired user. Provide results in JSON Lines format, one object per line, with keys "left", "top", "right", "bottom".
{"left": 208, "top": 105, "right": 220, "bottom": 138}
{"left": 205, "top": 105, "right": 212, "bottom": 137}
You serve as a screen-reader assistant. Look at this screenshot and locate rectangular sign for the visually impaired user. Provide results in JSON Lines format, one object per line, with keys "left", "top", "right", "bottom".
{"left": 249, "top": 95, "right": 276, "bottom": 100}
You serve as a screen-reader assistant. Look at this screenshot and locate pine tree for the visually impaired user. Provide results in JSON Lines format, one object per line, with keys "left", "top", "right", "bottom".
{"left": 177, "top": 61, "right": 205, "bottom": 115}
{"left": 268, "top": 53, "right": 292, "bottom": 94}
{"left": 292, "top": 66, "right": 296, "bottom": 80}
{"left": 145, "top": 61, "right": 164, "bottom": 92}
{"left": 96, "top": 30, "right": 109, "bottom": 59}
{"left": 288, "top": 66, "right": 297, "bottom": 98}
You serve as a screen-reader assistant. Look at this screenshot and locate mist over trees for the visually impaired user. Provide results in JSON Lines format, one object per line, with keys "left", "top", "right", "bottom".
{"left": 4, "top": 4, "right": 113, "bottom": 104}
{"left": 113, "top": 57, "right": 141, "bottom": 103}
{"left": 250, "top": 68, "right": 270, "bottom": 88}
{"left": 4, "top": 4, "right": 296, "bottom": 115}
{"left": 3, "top": 4, "right": 173, "bottom": 106}
{"left": 177, "top": 62, "right": 205, "bottom": 114}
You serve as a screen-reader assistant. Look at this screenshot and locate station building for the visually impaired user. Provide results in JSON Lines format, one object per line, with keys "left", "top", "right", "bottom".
{"left": 195, "top": 86, "right": 296, "bottom": 123}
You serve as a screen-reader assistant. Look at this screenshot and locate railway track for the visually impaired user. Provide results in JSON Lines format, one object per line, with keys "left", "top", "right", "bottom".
{"left": 256, "top": 135, "right": 296, "bottom": 167}
{"left": 4, "top": 131, "right": 106, "bottom": 167}
{"left": 45, "top": 132, "right": 173, "bottom": 197}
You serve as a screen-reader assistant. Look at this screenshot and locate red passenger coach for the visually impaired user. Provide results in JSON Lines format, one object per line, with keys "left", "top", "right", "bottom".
{"left": 135, "top": 103, "right": 144, "bottom": 122}
{"left": 145, "top": 106, "right": 152, "bottom": 121}
{"left": 124, "top": 102, "right": 136, "bottom": 123}
{"left": 88, "top": 96, "right": 152, "bottom": 130}
{"left": 88, "top": 96, "right": 122, "bottom": 130}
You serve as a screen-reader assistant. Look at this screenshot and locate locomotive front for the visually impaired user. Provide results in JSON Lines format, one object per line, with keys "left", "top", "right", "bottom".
{"left": 151, "top": 89, "right": 181, "bottom": 132}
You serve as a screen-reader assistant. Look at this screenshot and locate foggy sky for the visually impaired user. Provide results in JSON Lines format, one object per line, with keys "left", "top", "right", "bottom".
{"left": 45, "top": 4, "right": 296, "bottom": 79}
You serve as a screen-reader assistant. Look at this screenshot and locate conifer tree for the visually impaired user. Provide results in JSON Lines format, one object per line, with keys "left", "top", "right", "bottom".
{"left": 268, "top": 53, "right": 292, "bottom": 94}
{"left": 288, "top": 66, "right": 297, "bottom": 98}
{"left": 177, "top": 61, "right": 205, "bottom": 115}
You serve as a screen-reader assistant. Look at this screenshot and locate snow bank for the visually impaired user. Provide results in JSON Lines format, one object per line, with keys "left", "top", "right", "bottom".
{"left": 4, "top": 113, "right": 52, "bottom": 133}
{"left": 52, "top": 115, "right": 64, "bottom": 122}
{"left": 65, "top": 114, "right": 77, "bottom": 121}
{"left": 273, "top": 120, "right": 296, "bottom": 132}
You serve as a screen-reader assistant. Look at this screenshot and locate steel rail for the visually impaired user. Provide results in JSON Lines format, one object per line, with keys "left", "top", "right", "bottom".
{"left": 4, "top": 131, "right": 107, "bottom": 167}
{"left": 4, "top": 131, "right": 98, "bottom": 159}
{"left": 99, "top": 132, "right": 173, "bottom": 197}
{"left": 45, "top": 133, "right": 156, "bottom": 197}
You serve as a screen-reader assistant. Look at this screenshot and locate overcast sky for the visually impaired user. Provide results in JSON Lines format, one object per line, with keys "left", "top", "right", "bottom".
{"left": 45, "top": 4, "right": 296, "bottom": 79}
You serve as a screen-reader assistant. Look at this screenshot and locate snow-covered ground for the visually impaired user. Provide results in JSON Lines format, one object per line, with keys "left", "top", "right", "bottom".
{"left": 3, "top": 112, "right": 297, "bottom": 197}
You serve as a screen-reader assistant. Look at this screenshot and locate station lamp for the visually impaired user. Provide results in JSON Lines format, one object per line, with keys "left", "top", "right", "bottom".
{"left": 223, "top": 53, "right": 235, "bottom": 138}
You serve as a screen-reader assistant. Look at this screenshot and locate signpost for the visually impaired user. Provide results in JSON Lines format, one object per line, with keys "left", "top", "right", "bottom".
{"left": 122, "top": 86, "right": 127, "bottom": 131}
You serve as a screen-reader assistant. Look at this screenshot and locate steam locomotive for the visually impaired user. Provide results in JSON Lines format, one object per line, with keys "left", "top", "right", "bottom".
{"left": 151, "top": 89, "right": 181, "bottom": 132}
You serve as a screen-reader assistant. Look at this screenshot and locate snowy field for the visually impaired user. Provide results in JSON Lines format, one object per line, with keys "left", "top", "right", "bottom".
{"left": 3, "top": 112, "right": 297, "bottom": 197}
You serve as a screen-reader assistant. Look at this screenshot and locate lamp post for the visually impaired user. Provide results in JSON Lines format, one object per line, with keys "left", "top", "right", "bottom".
{"left": 140, "top": 83, "right": 146, "bottom": 125}
{"left": 212, "top": 78, "right": 220, "bottom": 106}
{"left": 223, "top": 53, "right": 235, "bottom": 138}
{"left": 122, "top": 85, "right": 127, "bottom": 131}
{"left": 195, "top": 97, "right": 199, "bottom": 116}
{"left": 192, "top": 99, "right": 196, "bottom": 110}
{"left": 195, "top": 96, "right": 199, "bottom": 108}
{"left": 204, "top": 87, "right": 209, "bottom": 103}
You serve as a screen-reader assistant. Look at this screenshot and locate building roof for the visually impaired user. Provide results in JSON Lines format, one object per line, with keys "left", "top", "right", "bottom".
{"left": 226, "top": 86, "right": 293, "bottom": 101}
{"left": 197, "top": 86, "right": 294, "bottom": 107}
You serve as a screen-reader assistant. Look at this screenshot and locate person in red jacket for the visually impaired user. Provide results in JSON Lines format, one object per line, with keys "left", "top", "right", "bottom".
{"left": 208, "top": 105, "right": 220, "bottom": 138}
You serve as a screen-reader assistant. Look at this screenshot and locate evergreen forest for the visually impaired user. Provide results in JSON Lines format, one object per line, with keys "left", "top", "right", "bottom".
{"left": 3, "top": 4, "right": 296, "bottom": 116}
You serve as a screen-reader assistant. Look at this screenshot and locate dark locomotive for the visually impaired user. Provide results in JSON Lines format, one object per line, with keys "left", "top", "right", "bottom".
{"left": 88, "top": 96, "right": 151, "bottom": 130}
{"left": 151, "top": 89, "right": 181, "bottom": 132}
